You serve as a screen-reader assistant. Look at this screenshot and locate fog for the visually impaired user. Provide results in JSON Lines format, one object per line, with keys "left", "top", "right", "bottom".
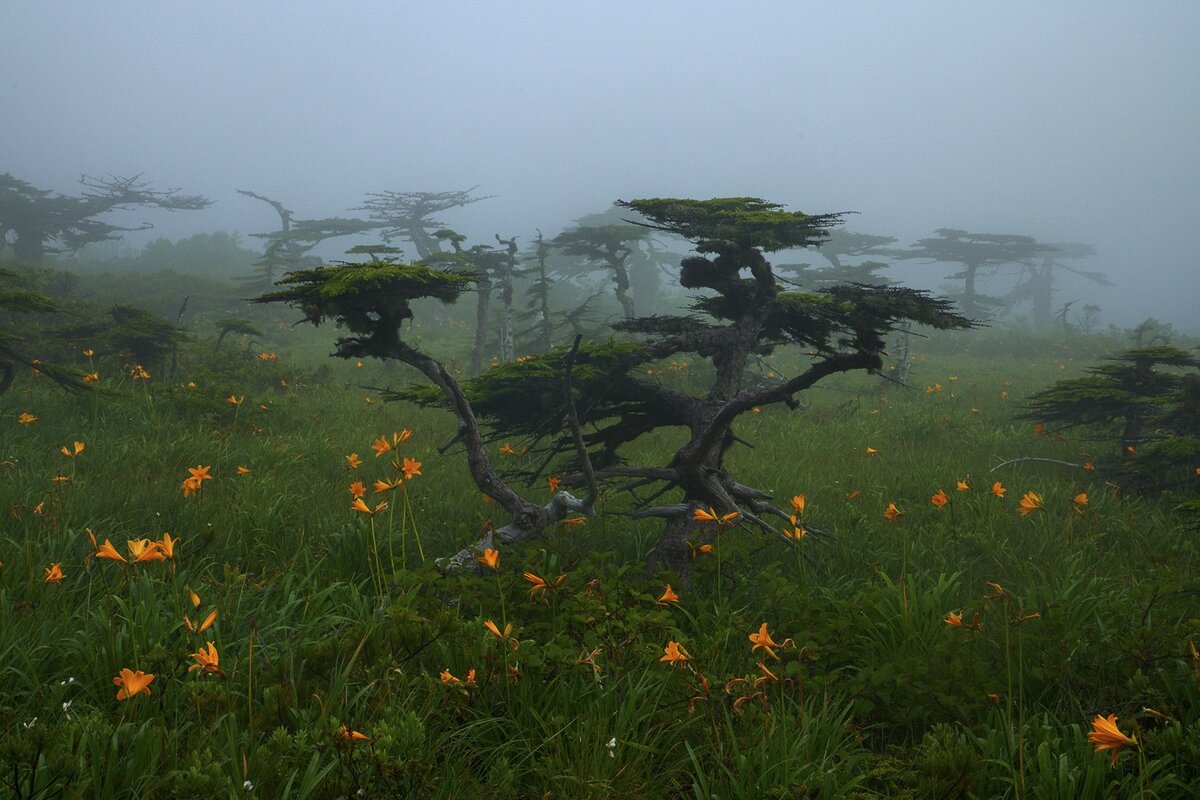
{"left": 3, "top": 1, "right": 1198, "bottom": 326}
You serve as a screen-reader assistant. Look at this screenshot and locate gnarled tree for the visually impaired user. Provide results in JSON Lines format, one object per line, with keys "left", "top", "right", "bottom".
{"left": 0, "top": 173, "right": 211, "bottom": 265}
{"left": 254, "top": 259, "right": 598, "bottom": 563}
{"left": 404, "top": 198, "right": 975, "bottom": 576}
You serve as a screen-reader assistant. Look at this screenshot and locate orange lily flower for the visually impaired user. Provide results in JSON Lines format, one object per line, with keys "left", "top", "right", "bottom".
{"left": 60, "top": 441, "right": 85, "bottom": 458}
{"left": 184, "top": 608, "right": 218, "bottom": 635}
{"left": 1017, "top": 491, "right": 1043, "bottom": 516}
{"left": 188, "top": 588, "right": 201, "bottom": 608}
{"left": 128, "top": 538, "right": 166, "bottom": 564}
{"left": 188, "top": 465, "right": 212, "bottom": 484}
{"left": 351, "top": 497, "right": 387, "bottom": 515}
{"left": 188, "top": 642, "right": 224, "bottom": 676}
{"left": 985, "top": 582, "right": 1006, "bottom": 599}
{"left": 345, "top": 453, "right": 362, "bottom": 469}
{"left": 88, "top": 529, "right": 124, "bottom": 562}
{"left": 782, "top": 525, "right": 807, "bottom": 541}
{"left": 44, "top": 563, "right": 65, "bottom": 583}
{"left": 1088, "top": 714, "right": 1137, "bottom": 765}
{"left": 373, "top": 477, "right": 402, "bottom": 493}
{"left": 748, "top": 623, "right": 787, "bottom": 659}
{"left": 523, "top": 571, "right": 548, "bottom": 601}
{"left": 660, "top": 640, "right": 690, "bottom": 665}
{"left": 227, "top": 395, "right": 244, "bottom": 406}
{"left": 1073, "top": 492, "right": 1088, "bottom": 507}
{"left": 548, "top": 476, "right": 561, "bottom": 493}
{"left": 865, "top": 447, "right": 879, "bottom": 455}
{"left": 157, "top": 533, "right": 178, "bottom": 559}
{"left": 401, "top": 458, "right": 422, "bottom": 480}
{"left": 477, "top": 548, "right": 500, "bottom": 570}
{"left": 754, "top": 662, "right": 780, "bottom": 688}
{"left": 658, "top": 584, "right": 680, "bottom": 604}
{"left": 790, "top": 494, "right": 806, "bottom": 514}
{"left": 236, "top": 465, "right": 252, "bottom": 475}
{"left": 484, "top": 619, "right": 519, "bottom": 650}
{"left": 944, "top": 611, "right": 980, "bottom": 631}
{"left": 18, "top": 412, "right": 37, "bottom": 424}
{"left": 499, "top": 442, "right": 516, "bottom": 455}
{"left": 956, "top": 480, "right": 971, "bottom": 492}
{"left": 931, "top": 489, "right": 949, "bottom": 508}
{"left": 991, "top": 481, "right": 1006, "bottom": 498}
{"left": 180, "top": 476, "right": 200, "bottom": 497}
{"left": 686, "top": 540, "right": 714, "bottom": 559}
{"left": 440, "top": 668, "right": 462, "bottom": 685}
{"left": 82, "top": 371, "right": 100, "bottom": 382}
{"left": 370, "top": 436, "right": 392, "bottom": 458}
{"left": 884, "top": 502, "right": 902, "bottom": 522}
{"left": 113, "top": 668, "right": 154, "bottom": 701}
{"left": 845, "top": 489, "right": 861, "bottom": 500}
{"left": 348, "top": 481, "right": 366, "bottom": 499}
{"left": 340, "top": 725, "right": 371, "bottom": 743}
{"left": 693, "top": 506, "right": 740, "bottom": 526}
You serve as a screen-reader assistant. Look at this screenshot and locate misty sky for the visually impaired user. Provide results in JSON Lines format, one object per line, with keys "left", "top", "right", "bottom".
{"left": 3, "top": 1, "right": 1198, "bottom": 326}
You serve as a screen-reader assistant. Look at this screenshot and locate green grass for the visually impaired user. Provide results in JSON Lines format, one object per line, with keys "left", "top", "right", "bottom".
{"left": 1, "top": 335, "right": 1198, "bottom": 798}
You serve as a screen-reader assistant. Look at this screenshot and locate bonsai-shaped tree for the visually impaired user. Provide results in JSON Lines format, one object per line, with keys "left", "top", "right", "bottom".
{"left": 1024, "top": 345, "right": 1200, "bottom": 477}
{"left": 890, "top": 229, "right": 1052, "bottom": 320}
{"left": 404, "top": 198, "right": 974, "bottom": 575}
{"left": 57, "top": 304, "right": 187, "bottom": 379}
{"left": 357, "top": 188, "right": 491, "bottom": 261}
{"left": 1, "top": 173, "right": 211, "bottom": 265}
{"left": 552, "top": 213, "right": 656, "bottom": 321}
{"left": 254, "top": 258, "right": 599, "bottom": 559}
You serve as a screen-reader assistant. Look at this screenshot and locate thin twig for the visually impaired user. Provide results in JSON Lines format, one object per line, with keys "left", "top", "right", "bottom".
{"left": 990, "top": 456, "right": 1087, "bottom": 472}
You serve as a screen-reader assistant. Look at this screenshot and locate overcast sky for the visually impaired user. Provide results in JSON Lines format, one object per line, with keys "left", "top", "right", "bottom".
{"left": 3, "top": 1, "right": 1197, "bottom": 325}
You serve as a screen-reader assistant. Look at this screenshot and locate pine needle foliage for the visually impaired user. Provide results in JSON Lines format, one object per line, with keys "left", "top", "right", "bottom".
{"left": 1024, "top": 345, "right": 1200, "bottom": 501}
{"left": 255, "top": 261, "right": 475, "bottom": 359}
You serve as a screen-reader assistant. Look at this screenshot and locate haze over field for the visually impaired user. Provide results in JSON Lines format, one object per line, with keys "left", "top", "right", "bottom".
{"left": 2, "top": 1, "right": 1198, "bottom": 325}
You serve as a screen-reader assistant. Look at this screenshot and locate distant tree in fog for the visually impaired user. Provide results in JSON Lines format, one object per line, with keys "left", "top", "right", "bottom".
{"left": 1006, "top": 242, "right": 1108, "bottom": 332}
{"left": 777, "top": 230, "right": 899, "bottom": 289}
{"left": 0, "top": 173, "right": 211, "bottom": 265}
{"left": 890, "top": 229, "right": 1052, "bottom": 320}
{"left": 238, "top": 189, "right": 379, "bottom": 294}
{"left": 357, "top": 188, "right": 491, "bottom": 261}
{"left": 552, "top": 212, "right": 656, "bottom": 321}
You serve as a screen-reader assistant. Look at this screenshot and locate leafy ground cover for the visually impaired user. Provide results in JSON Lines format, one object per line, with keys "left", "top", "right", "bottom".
{"left": 2, "top": 336, "right": 1198, "bottom": 798}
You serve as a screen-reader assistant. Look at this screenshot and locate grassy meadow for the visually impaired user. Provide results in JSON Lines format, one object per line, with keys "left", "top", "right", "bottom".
{"left": 2, "top": 330, "right": 1199, "bottom": 798}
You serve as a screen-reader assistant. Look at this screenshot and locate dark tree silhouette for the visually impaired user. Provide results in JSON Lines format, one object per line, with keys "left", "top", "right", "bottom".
{"left": 553, "top": 216, "right": 655, "bottom": 321}
{"left": 357, "top": 188, "right": 491, "bottom": 261}
{"left": 404, "top": 198, "right": 975, "bottom": 577}
{"left": 0, "top": 268, "right": 90, "bottom": 395}
{"left": 0, "top": 173, "right": 211, "bottom": 265}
